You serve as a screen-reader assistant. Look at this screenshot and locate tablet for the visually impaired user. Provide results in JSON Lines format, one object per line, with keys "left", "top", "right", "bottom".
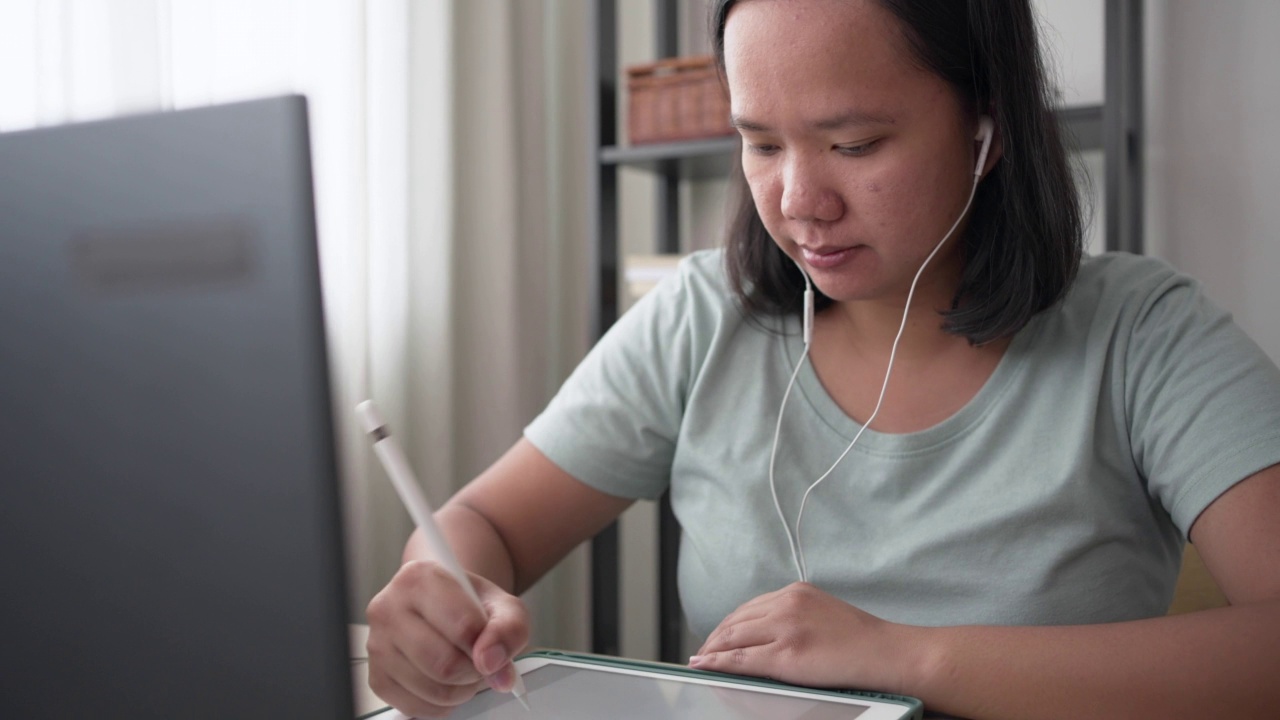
{"left": 368, "top": 651, "right": 923, "bottom": 719}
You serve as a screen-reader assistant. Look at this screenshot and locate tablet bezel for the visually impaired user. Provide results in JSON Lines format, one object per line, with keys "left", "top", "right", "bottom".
{"left": 502, "top": 654, "right": 917, "bottom": 720}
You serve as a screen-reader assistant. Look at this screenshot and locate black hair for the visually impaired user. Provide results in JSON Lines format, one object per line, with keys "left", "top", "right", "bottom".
{"left": 712, "top": 0, "right": 1083, "bottom": 345}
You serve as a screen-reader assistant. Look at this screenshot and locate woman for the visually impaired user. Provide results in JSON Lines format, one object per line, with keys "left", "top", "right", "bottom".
{"left": 365, "top": 1, "right": 1280, "bottom": 717}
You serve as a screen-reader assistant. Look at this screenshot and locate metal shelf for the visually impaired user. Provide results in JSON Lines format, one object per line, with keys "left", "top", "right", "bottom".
{"left": 599, "top": 104, "right": 1104, "bottom": 181}
{"left": 1060, "top": 105, "right": 1105, "bottom": 152}
{"left": 601, "top": 136, "right": 737, "bottom": 179}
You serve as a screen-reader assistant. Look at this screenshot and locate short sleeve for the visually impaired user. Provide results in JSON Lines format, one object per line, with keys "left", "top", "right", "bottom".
{"left": 523, "top": 258, "right": 698, "bottom": 500}
{"left": 1124, "top": 267, "right": 1280, "bottom": 536}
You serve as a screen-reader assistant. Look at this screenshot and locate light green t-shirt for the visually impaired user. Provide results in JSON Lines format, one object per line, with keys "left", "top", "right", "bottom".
{"left": 525, "top": 250, "right": 1280, "bottom": 639}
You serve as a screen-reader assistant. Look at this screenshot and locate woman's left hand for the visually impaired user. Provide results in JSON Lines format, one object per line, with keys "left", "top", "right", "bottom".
{"left": 689, "top": 582, "right": 922, "bottom": 694}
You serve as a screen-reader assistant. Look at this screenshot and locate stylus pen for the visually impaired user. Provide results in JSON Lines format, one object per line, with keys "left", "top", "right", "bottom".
{"left": 356, "top": 400, "right": 531, "bottom": 712}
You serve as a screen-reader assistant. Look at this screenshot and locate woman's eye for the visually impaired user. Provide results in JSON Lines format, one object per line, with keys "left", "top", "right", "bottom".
{"left": 836, "top": 139, "right": 879, "bottom": 157}
{"left": 746, "top": 143, "right": 780, "bottom": 156}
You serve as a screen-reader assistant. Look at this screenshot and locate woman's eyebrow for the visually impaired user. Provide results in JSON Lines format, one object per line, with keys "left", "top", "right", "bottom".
{"left": 731, "top": 110, "right": 897, "bottom": 133}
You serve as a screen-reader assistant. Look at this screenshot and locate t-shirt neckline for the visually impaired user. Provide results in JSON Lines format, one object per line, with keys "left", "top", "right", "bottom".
{"left": 782, "top": 310, "right": 1046, "bottom": 456}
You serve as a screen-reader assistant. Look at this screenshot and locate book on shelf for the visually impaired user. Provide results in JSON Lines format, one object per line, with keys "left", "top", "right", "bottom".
{"left": 622, "top": 254, "right": 684, "bottom": 308}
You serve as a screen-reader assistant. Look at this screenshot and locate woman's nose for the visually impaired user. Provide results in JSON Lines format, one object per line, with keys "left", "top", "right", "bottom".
{"left": 781, "top": 159, "right": 844, "bottom": 223}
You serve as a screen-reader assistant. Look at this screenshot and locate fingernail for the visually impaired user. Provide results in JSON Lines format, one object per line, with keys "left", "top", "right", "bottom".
{"left": 478, "top": 645, "right": 508, "bottom": 675}
{"left": 688, "top": 655, "right": 704, "bottom": 667}
{"left": 485, "top": 664, "right": 514, "bottom": 692}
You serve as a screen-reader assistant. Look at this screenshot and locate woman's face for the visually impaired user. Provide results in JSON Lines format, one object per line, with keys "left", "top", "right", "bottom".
{"left": 724, "top": 0, "right": 987, "bottom": 306}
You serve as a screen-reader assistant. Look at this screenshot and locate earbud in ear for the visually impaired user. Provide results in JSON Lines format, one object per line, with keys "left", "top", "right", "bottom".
{"left": 974, "top": 115, "right": 995, "bottom": 178}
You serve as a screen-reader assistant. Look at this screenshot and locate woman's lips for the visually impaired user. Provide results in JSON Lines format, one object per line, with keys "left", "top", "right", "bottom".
{"left": 799, "top": 245, "right": 862, "bottom": 269}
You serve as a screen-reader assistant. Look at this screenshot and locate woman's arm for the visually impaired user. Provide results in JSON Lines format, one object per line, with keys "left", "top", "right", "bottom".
{"left": 918, "top": 463, "right": 1280, "bottom": 720}
{"left": 410, "top": 437, "right": 635, "bottom": 594}
{"left": 693, "top": 464, "right": 1280, "bottom": 720}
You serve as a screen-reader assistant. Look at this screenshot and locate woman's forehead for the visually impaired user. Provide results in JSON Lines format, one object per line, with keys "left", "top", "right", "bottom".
{"left": 723, "top": 0, "right": 912, "bottom": 70}
{"left": 723, "top": 0, "right": 940, "bottom": 124}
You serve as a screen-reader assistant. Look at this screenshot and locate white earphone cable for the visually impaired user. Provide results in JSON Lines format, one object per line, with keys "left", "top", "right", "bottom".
{"left": 767, "top": 320, "right": 812, "bottom": 581}
{"left": 770, "top": 173, "right": 982, "bottom": 584}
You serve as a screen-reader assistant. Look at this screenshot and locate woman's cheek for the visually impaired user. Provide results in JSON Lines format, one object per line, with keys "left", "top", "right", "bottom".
{"left": 747, "top": 174, "right": 786, "bottom": 230}
{"left": 861, "top": 168, "right": 929, "bottom": 233}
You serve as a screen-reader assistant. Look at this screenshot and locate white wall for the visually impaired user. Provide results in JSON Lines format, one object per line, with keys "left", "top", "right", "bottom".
{"left": 1145, "top": 1, "right": 1280, "bottom": 364}
{"left": 1039, "top": 0, "right": 1280, "bottom": 367}
{"left": 1036, "top": 0, "right": 1104, "bottom": 107}
{"left": 1035, "top": 0, "right": 1105, "bottom": 256}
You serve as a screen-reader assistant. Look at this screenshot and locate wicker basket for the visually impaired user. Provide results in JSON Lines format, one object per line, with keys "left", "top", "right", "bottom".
{"left": 626, "top": 55, "right": 733, "bottom": 145}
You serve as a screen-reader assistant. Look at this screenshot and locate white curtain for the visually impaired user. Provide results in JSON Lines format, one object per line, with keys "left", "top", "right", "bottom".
{"left": 0, "top": 0, "right": 592, "bottom": 649}
{"left": 448, "top": 0, "right": 592, "bottom": 651}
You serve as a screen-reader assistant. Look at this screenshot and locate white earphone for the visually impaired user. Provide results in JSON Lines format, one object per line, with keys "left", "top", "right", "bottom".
{"left": 773, "top": 115, "right": 995, "bottom": 583}
{"left": 974, "top": 114, "right": 995, "bottom": 178}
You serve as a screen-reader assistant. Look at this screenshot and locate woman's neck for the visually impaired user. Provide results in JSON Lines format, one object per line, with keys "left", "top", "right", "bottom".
{"left": 820, "top": 269, "right": 967, "bottom": 363}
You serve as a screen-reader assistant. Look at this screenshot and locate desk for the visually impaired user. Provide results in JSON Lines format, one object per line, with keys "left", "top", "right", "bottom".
{"left": 350, "top": 625, "right": 390, "bottom": 718}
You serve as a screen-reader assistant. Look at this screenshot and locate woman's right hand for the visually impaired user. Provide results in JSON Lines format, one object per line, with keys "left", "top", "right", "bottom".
{"left": 365, "top": 559, "right": 530, "bottom": 717}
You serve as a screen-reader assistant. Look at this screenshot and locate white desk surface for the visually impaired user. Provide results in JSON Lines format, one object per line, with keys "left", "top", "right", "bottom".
{"left": 349, "top": 624, "right": 389, "bottom": 718}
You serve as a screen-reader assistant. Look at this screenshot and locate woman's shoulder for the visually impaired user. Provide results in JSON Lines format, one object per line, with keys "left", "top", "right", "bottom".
{"left": 640, "top": 248, "right": 739, "bottom": 319}
{"left": 1074, "top": 251, "right": 1184, "bottom": 294}
{"left": 1060, "top": 252, "right": 1202, "bottom": 320}
{"left": 670, "top": 248, "right": 731, "bottom": 293}
{"left": 1024, "top": 252, "right": 1217, "bottom": 359}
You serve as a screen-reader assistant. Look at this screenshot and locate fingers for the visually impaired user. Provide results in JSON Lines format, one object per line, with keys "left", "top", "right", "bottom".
{"left": 696, "top": 583, "right": 812, "bottom": 655}
{"left": 400, "top": 565, "right": 530, "bottom": 671}
{"left": 690, "top": 614, "right": 800, "bottom": 682}
{"left": 696, "top": 586, "right": 793, "bottom": 653}
{"left": 697, "top": 606, "right": 770, "bottom": 656}
{"left": 690, "top": 584, "right": 896, "bottom": 692}
{"left": 690, "top": 583, "right": 825, "bottom": 679}
{"left": 699, "top": 615, "right": 780, "bottom": 658}
{"left": 366, "top": 560, "right": 531, "bottom": 716}
{"left": 385, "top": 606, "right": 483, "bottom": 686}
{"left": 401, "top": 563, "right": 493, "bottom": 655}
{"left": 365, "top": 608, "right": 484, "bottom": 717}
{"left": 367, "top": 646, "right": 485, "bottom": 718}
{"left": 469, "top": 574, "right": 532, "bottom": 684}
{"left": 689, "top": 639, "right": 773, "bottom": 676}
{"left": 367, "top": 671, "right": 445, "bottom": 719}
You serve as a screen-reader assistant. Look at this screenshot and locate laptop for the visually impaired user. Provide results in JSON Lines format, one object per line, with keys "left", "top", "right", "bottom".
{"left": 0, "top": 96, "right": 356, "bottom": 718}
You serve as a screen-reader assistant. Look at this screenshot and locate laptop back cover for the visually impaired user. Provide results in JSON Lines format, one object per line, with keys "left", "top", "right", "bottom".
{"left": 0, "top": 96, "right": 353, "bottom": 718}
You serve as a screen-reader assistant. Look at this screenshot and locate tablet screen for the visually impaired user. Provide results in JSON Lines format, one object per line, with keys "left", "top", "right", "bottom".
{"left": 452, "top": 662, "right": 871, "bottom": 719}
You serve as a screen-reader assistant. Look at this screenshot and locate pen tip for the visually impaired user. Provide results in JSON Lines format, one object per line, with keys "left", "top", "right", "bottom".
{"left": 511, "top": 676, "right": 531, "bottom": 711}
